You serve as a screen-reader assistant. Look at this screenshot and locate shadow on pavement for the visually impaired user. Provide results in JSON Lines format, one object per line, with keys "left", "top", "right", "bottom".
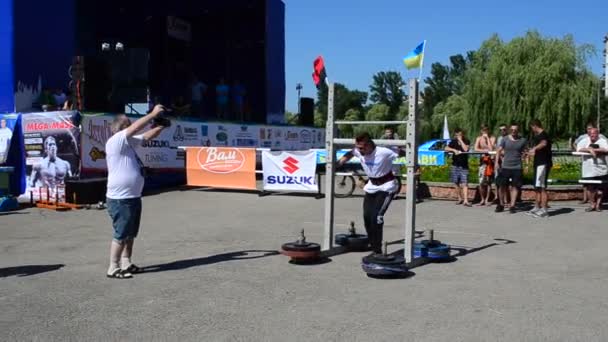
{"left": 548, "top": 208, "right": 575, "bottom": 217}
{"left": 141, "top": 250, "right": 280, "bottom": 273}
{"left": 0, "top": 264, "right": 64, "bottom": 278}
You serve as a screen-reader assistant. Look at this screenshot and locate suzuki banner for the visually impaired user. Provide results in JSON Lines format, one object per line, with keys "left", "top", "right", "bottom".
{"left": 262, "top": 150, "right": 318, "bottom": 192}
{"left": 186, "top": 147, "right": 256, "bottom": 190}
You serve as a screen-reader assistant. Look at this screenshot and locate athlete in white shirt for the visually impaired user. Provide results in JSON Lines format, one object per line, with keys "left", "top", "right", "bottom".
{"left": 104, "top": 105, "right": 170, "bottom": 279}
{"left": 338, "top": 132, "right": 405, "bottom": 255}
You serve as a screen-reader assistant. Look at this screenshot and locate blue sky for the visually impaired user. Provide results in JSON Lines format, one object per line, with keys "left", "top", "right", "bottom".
{"left": 284, "top": 0, "right": 607, "bottom": 112}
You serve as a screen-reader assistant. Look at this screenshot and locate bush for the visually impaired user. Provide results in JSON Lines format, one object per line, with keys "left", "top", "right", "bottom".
{"left": 417, "top": 157, "right": 581, "bottom": 185}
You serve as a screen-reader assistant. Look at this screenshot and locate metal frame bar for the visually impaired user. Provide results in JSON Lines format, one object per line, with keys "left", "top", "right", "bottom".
{"left": 334, "top": 121, "right": 408, "bottom": 125}
{"left": 322, "top": 79, "right": 420, "bottom": 264}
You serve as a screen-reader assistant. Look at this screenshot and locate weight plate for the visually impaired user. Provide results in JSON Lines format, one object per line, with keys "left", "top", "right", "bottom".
{"left": 361, "top": 262, "right": 408, "bottom": 276}
{"left": 346, "top": 235, "right": 369, "bottom": 251}
{"left": 281, "top": 242, "right": 321, "bottom": 252}
{"left": 427, "top": 245, "right": 450, "bottom": 259}
{"left": 281, "top": 249, "right": 320, "bottom": 259}
{"left": 419, "top": 240, "right": 444, "bottom": 249}
{"left": 362, "top": 254, "right": 404, "bottom": 266}
{"left": 334, "top": 234, "right": 349, "bottom": 246}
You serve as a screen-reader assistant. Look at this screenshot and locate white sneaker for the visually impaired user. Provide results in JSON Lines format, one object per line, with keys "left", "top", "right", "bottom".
{"left": 533, "top": 208, "right": 549, "bottom": 218}
{"left": 525, "top": 207, "right": 540, "bottom": 216}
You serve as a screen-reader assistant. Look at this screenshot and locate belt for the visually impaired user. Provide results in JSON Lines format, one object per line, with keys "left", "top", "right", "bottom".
{"left": 369, "top": 172, "right": 395, "bottom": 186}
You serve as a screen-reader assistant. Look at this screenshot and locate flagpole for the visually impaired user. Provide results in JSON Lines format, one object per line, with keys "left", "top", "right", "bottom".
{"left": 417, "top": 40, "right": 427, "bottom": 82}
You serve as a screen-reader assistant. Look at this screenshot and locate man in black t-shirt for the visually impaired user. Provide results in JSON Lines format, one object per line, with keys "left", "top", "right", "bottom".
{"left": 527, "top": 119, "right": 552, "bottom": 217}
{"left": 444, "top": 128, "right": 472, "bottom": 206}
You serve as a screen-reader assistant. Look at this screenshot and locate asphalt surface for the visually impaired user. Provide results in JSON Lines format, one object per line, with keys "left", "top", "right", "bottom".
{"left": 1, "top": 186, "right": 607, "bottom": 341}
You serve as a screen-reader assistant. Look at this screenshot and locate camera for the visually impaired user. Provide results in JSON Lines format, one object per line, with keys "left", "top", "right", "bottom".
{"left": 151, "top": 109, "right": 172, "bottom": 128}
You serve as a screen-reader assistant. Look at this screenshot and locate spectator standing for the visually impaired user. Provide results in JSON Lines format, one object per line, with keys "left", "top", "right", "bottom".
{"left": 526, "top": 119, "right": 552, "bottom": 218}
{"left": 494, "top": 123, "right": 527, "bottom": 213}
{"left": 576, "top": 128, "right": 608, "bottom": 212}
{"left": 444, "top": 128, "right": 472, "bottom": 207}
{"left": 474, "top": 125, "right": 496, "bottom": 206}
{"left": 216, "top": 78, "right": 230, "bottom": 120}
{"left": 190, "top": 75, "right": 207, "bottom": 118}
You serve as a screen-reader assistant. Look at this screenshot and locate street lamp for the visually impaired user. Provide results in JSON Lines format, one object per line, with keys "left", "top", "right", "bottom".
{"left": 296, "top": 83, "right": 303, "bottom": 115}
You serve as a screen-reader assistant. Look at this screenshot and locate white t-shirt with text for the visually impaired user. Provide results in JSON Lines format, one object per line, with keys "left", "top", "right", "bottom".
{"left": 577, "top": 137, "right": 608, "bottom": 178}
{"left": 105, "top": 130, "right": 145, "bottom": 199}
{"left": 352, "top": 146, "right": 398, "bottom": 194}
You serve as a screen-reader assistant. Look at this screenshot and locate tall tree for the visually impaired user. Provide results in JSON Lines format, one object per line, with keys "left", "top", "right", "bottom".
{"left": 462, "top": 31, "right": 599, "bottom": 137}
{"left": 369, "top": 71, "right": 405, "bottom": 115}
{"left": 421, "top": 53, "right": 473, "bottom": 121}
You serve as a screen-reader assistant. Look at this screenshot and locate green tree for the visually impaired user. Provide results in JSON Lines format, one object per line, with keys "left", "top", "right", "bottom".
{"left": 369, "top": 71, "right": 405, "bottom": 114}
{"left": 315, "top": 82, "right": 368, "bottom": 124}
{"left": 421, "top": 53, "right": 473, "bottom": 120}
{"left": 462, "top": 31, "right": 599, "bottom": 137}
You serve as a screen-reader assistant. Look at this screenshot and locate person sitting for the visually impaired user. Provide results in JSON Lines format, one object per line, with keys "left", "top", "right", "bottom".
{"left": 577, "top": 128, "right": 608, "bottom": 212}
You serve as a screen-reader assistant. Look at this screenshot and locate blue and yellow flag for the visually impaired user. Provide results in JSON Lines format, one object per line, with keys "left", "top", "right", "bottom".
{"left": 403, "top": 41, "right": 426, "bottom": 69}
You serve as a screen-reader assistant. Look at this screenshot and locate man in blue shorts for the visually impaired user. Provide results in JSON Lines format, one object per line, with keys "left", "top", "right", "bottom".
{"left": 104, "top": 105, "right": 170, "bottom": 279}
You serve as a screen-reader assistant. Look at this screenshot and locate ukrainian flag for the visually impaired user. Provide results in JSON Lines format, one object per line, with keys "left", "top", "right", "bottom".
{"left": 403, "top": 41, "right": 426, "bottom": 69}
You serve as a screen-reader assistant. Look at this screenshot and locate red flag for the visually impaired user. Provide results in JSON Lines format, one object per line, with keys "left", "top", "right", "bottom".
{"left": 312, "top": 56, "right": 327, "bottom": 88}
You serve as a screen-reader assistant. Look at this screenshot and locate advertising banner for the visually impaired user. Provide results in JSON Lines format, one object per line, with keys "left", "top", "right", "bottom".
{"left": 186, "top": 147, "right": 256, "bottom": 190}
{"left": 22, "top": 111, "right": 81, "bottom": 200}
{"left": 262, "top": 150, "right": 318, "bottom": 192}
{"left": 82, "top": 114, "right": 325, "bottom": 172}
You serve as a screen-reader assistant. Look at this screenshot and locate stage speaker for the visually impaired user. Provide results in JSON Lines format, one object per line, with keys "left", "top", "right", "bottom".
{"left": 299, "top": 97, "right": 314, "bottom": 126}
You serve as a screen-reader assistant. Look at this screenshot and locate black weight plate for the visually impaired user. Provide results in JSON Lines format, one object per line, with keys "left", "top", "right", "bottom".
{"left": 361, "top": 262, "right": 408, "bottom": 276}
{"left": 346, "top": 236, "right": 369, "bottom": 251}
{"left": 427, "top": 245, "right": 450, "bottom": 259}
{"left": 362, "top": 254, "right": 404, "bottom": 266}
{"left": 419, "top": 240, "right": 444, "bottom": 248}
{"left": 281, "top": 242, "right": 321, "bottom": 252}
{"left": 335, "top": 234, "right": 349, "bottom": 246}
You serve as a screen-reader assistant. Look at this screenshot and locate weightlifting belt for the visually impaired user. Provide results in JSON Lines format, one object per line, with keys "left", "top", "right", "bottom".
{"left": 369, "top": 172, "right": 395, "bottom": 186}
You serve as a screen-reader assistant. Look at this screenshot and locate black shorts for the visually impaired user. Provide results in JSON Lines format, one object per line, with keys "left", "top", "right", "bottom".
{"left": 582, "top": 175, "right": 608, "bottom": 190}
{"left": 496, "top": 168, "right": 523, "bottom": 188}
{"left": 533, "top": 165, "right": 551, "bottom": 189}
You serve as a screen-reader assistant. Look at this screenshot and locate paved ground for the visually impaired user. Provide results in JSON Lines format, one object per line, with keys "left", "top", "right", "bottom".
{"left": 1, "top": 185, "right": 607, "bottom": 341}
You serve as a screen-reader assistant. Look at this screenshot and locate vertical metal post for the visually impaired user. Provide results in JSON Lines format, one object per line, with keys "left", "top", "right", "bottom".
{"left": 323, "top": 83, "right": 336, "bottom": 250}
{"left": 404, "top": 79, "right": 419, "bottom": 263}
{"left": 604, "top": 34, "right": 608, "bottom": 98}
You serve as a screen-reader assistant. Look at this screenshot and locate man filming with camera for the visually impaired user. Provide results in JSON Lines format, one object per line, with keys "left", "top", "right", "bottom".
{"left": 105, "top": 105, "right": 171, "bottom": 279}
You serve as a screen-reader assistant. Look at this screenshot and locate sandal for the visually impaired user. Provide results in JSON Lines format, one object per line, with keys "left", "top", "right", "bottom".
{"left": 585, "top": 207, "right": 596, "bottom": 212}
{"left": 106, "top": 269, "right": 132, "bottom": 279}
{"left": 125, "top": 264, "right": 143, "bottom": 274}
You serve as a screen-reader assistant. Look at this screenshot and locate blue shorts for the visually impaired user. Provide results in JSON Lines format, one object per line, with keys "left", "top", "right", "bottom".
{"left": 107, "top": 197, "right": 142, "bottom": 242}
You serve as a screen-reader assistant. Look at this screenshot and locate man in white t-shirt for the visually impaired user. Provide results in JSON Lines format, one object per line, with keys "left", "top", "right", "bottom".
{"left": 338, "top": 132, "right": 405, "bottom": 256}
{"left": 0, "top": 119, "right": 13, "bottom": 163}
{"left": 577, "top": 128, "right": 608, "bottom": 212}
{"left": 104, "top": 104, "right": 170, "bottom": 279}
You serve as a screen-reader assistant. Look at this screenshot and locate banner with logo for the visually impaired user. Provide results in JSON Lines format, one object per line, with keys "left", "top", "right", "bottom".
{"left": 81, "top": 115, "right": 204, "bottom": 171}
{"left": 22, "top": 111, "right": 81, "bottom": 200}
{"left": 262, "top": 150, "right": 318, "bottom": 192}
{"left": 82, "top": 114, "right": 325, "bottom": 172}
{"left": 186, "top": 147, "right": 256, "bottom": 190}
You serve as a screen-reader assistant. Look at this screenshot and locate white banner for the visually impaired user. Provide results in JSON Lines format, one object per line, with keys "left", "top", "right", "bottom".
{"left": 81, "top": 115, "right": 325, "bottom": 171}
{"left": 262, "top": 150, "right": 318, "bottom": 192}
